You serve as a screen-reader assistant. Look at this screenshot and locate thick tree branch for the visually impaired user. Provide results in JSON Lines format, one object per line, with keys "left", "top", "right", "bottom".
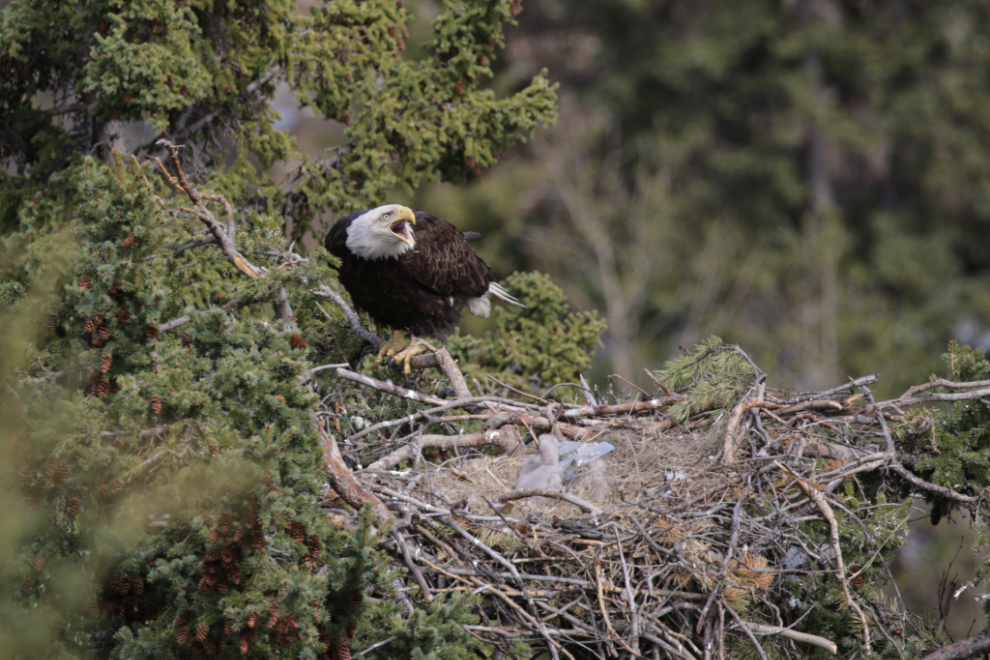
{"left": 920, "top": 631, "right": 990, "bottom": 660}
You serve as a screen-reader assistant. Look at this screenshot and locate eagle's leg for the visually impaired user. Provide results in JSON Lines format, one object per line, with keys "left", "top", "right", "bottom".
{"left": 392, "top": 336, "right": 432, "bottom": 374}
{"left": 375, "top": 330, "right": 409, "bottom": 366}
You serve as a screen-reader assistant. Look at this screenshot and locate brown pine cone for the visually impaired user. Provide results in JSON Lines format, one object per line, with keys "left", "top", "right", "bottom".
{"left": 86, "top": 370, "right": 103, "bottom": 384}
{"left": 348, "top": 588, "right": 363, "bottom": 612}
{"left": 216, "top": 581, "right": 229, "bottom": 595}
{"left": 45, "top": 313, "right": 57, "bottom": 330}
{"left": 289, "top": 333, "right": 308, "bottom": 349}
{"left": 337, "top": 642, "right": 351, "bottom": 660}
{"left": 198, "top": 578, "right": 213, "bottom": 595}
{"left": 66, "top": 497, "right": 81, "bottom": 517}
{"left": 177, "top": 609, "right": 194, "bottom": 626}
{"left": 94, "top": 381, "right": 111, "bottom": 398}
{"left": 145, "top": 325, "right": 159, "bottom": 340}
{"left": 32, "top": 556, "right": 45, "bottom": 572}
{"left": 131, "top": 578, "right": 144, "bottom": 595}
{"left": 80, "top": 275, "right": 91, "bottom": 290}
{"left": 239, "top": 638, "right": 249, "bottom": 654}
{"left": 116, "top": 307, "right": 131, "bottom": 324}
{"left": 204, "top": 639, "right": 220, "bottom": 657}
{"left": 455, "top": 78, "right": 465, "bottom": 95}
{"left": 290, "top": 522, "right": 305, "bottom": 543}
{"left": 150, "top": 395, "right": 162, "bottom": 415}
{"left": 42, "top": 458, "right": 57, "bottom": 477}
{"left": 83, "top": 316, "right": 97, "bottom": 332}
{"left": 108, "top": 378, "right": 120, "bottom": 394}
{"left": 177, "top": 627, "right": 191, "bottom": 646}
{"left": 21, "top": 578, "right": 33, "bottom": 595}
{"left": 101, "top": 353, "right": 112, "bottom": 373}
{"left": 119, "top": 235, "right": 137, "bottom": 249}
{"left": 196, "top": 623, "right": 209, "bottom": 642}
{"left": 109, "top": 477, "right": 125, "bottom": 495}
{"left": 109, "top": 574, "right": 129, "bottom": 595}
{"left": 219, "top": 513, "right": 234, "bottom": 536}
{"left": 98, "top": 324, "right": 111, "bottom": 340}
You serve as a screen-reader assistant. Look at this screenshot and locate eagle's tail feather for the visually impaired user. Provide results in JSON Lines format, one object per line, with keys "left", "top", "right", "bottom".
{"left": 489, "top": 282, "right": 526, "bottom": 308}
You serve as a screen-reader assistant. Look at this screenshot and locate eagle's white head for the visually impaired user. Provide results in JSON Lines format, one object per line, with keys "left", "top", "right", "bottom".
{"left": 345, "top": 204, "right": 417, "bottom": 260}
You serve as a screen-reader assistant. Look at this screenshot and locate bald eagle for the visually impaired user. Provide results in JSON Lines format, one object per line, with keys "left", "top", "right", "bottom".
{"left": 325, "top": 204, "right": 523, "bottom": 371}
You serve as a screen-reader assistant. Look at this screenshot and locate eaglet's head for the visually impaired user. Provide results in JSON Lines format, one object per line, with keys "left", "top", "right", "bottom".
{"left": 345, "top": 204, "right": 417, "bottom": 260}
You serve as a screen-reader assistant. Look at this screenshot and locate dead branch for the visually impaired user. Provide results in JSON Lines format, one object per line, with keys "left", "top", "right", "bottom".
{"left": 493, "top": 488, "right": 602, "bottom": 516}
{"left": 739, "top": 622, "right": 836, "bottom": 655}
{"left": 362, "top": 426, "right": 524, "bottom": 473}
{"left": 155, "top": 140, "right": 264, "bottom": 280}
{"left": 311, "top": 412, "right": 391, "bottom": 525}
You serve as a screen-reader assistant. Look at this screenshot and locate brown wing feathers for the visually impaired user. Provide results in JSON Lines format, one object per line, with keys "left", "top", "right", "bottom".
{"left": 325, "top": 209, "right": 497, "bottom": 339}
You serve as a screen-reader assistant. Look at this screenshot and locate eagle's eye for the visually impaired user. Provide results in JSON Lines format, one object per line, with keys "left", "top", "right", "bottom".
{"left": 382, "top": 212, "right": 391, "bottom": 221}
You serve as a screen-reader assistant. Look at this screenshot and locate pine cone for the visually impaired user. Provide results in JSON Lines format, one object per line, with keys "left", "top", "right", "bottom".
{"left": 66, "top": 497, "right": 81, "bottom": 517}
{"left": 32, "top": 556, "right": 45, "bottom": 572}
{"left": 216, "top": 581, "right": 229, "bottom": 595}
{"left": 108, "top": 378, "right": 120, "bottom": 394}
{"left": 289, "top": 333, "right": 308, "bottom": 349}
{"left": 131, "top": 578, "right": 144, "bottom": 595}
{"left": 219, "top": 513, "right": 234, "bottom": 536}
{"left": 208, "top": 528, "right": 220, "bottom": 546}
{"left": 101, "top": 353, "right": 112, "bottom": 373}
{"left": 239, "top": 638, "right": 249, "bottom": 654}
{"left": 220, "top": 547, "right": 235, "bottom": 564}
{"left": 177, "top": 627, "right": 191, "bottom": 646}
{"left": 21, "top": 578, "right": 33, "bottom": 595}
{"left": 306, "top": 535, "right": 321, "bottom": 557}
{"left": 336, "top": 641, "right": 351, "bottom": 660}
{"left": 94, "top": 484, "right": 107, "bottom": 500}
{"left": 83, "top": 316, "right": 97, "bottom": 332}
{"left": 196, "top": 623, "right": 209, "bottom": 642}
{"left": 98, "top": 324, "right": 111, "bottom": 340}
{"left": 86, "top": 370, "right": 103, "bottom": 384}
{"left": 348, "top": 588, "right": 363, "bottom": 612}
{"left": 43, "top": 458, "right": 57, "bottom": 477}
{"left": 150, "top": 395, "right": 162, "bottom": 415}
{"left": 116, "top": 307, "right": 131, "bottom": 324}
{"left": 119, "top": 235, "right": 137, "bottom": 249}
{"left": 455, "top": 78, "right": 465, "bottom": 95}
{"left": 198, "top": 577, "right": 213, "bottom": 595}
{"left": 109, "top": 574, "right": 129, "bottom": 595}
{"left": 107, "top": 284, "right": 123, "bottom": 300}
{"left": 145, "top": 325, "right": 159, "bottom": 341}
{"left": 177, "top": 609, "right": 194, "bottom": 626}
{"left": 246, "top": 612, "right": 259, "bottom": 628}
{"left": 181, "top": 332, "right": 191, "bottom": 347}
{"left": 45, "top": 313, "right": 57, "bottom": 331}
{"left": 80, "top": 275, "right": 91, "bottom": 290}
{"left": 290, "top": 522, "right": 305, "bottom": 543}
{"left": 94, "top": 381, "right": 110, "bottom": 398}
{"left": 109, "top": 477, "right": 125, "bottom": 495}
{"left": 205, "top": 639, "right": 220, "bottom": 657}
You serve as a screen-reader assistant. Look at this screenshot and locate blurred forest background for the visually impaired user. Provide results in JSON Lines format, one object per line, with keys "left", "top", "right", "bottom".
{"left": 286, "top": 0, "right": 990, "bottom": 399}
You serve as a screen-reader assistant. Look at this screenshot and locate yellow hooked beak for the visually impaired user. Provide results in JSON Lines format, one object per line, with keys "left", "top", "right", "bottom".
{"left": 388, "top": 206, "right": 416, "bottom": 247}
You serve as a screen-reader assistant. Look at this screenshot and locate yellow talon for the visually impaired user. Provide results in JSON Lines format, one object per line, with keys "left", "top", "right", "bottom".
{"left": 375, "top": 330, "right": 408, "bottom": 366}
{"left": 393, "top": 342, "right": 429, "bottom": 374}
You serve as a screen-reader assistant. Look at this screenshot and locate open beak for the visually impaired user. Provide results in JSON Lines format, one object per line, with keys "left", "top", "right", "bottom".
{"left": 389, "top": 206, "right": 416, "bottom": 247}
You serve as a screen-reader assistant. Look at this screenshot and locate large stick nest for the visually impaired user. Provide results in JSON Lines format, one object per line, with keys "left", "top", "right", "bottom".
{"left": 316, "top": 341, "right": 990, "bottom": 660}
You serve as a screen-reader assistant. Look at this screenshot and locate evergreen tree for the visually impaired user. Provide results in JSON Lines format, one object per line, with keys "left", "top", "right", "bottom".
{"left": 0, "top": 0, "right": 560, "bottom": 657}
